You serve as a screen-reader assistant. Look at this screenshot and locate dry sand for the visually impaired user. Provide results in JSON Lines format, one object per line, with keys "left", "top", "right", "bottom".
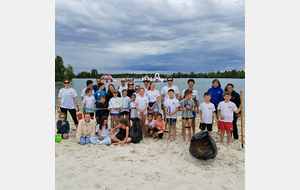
{"left": 55, "top": 112, "right": 245, "bottom": 190}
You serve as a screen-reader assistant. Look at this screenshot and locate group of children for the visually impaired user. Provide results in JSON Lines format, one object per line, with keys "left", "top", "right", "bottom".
{"left": 57, "top": 79, "right": 243, "bottom": 147}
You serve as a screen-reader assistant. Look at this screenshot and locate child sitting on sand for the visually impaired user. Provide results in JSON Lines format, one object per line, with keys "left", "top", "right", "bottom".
{"left": 76, "top": 113, "right": 96, "bottom": 145}
{"left": 89, "top": 115, "right": 112, "bottom": 145}
{"left": 217, "top": 91, "right": 243, "bottom": 146}
{"left": 163, "top": 89, "right": 180, "bottom": 141}
{"left": 199, "top": 92, "right": 218, "bottom": 137}
{"left": 56, "top": 113, "right": 70, "bottom": 139}
{"left": 153, "top": 113, "right": 165, "bottom": 139}
{"left": 110, "top": 118, "right": 132, "bottom": 147}
{"left": 144, "top": 113, "right": 155, "bottom": 137}
{"left": 108, "top": 90, "right": 122, "bottom": 128}
{"left": 179, "top": 89, "right": 196, "bottom": 144}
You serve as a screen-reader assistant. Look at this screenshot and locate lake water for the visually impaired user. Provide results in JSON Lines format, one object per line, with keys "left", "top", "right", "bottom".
{"left": 55, "top": 78, "right": 245, "bottom": 117}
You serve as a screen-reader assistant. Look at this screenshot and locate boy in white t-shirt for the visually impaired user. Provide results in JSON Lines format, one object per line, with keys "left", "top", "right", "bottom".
{"left": 217, "top": 91, "right": 243, "bottom": 146}
{"left": 82, "top": 88, "right": 96, "bottom": 119}
{"left": 144, "top": 113, "right": 155, "bottom": 138}
{"left": 199, "top": 92, "right": 218, "bottom": 137}
{"left": 81, "top": 80, "right": 94, "bottom": 100}
{"left": 163, "top": 89, "right": 180, "bottom": 141}
{"left": 129, "top": 94, "right": 138, "bottom": 126}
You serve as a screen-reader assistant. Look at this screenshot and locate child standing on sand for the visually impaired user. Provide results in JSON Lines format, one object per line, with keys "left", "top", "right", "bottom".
{"left": 120, "top": 89, "right": 131, "bottom": 125}
{"left": 129, "top": 94, "right": 138, "bottom": 125}
{"left": 217, "top": 91, "right": 243, "bottom": 146}
{"left": 95, "top": 95, "right": 109, "bottom": 123}
{"left": 56, "top": 113, "right": 70, "bottom": 139}
{"left": 110, "top": 118, "right": 132, "bottom": 147}
{"left": 179, "top": 90, "right": 195, "bottom": 144}
{"left": 163, "top": 89, "right": 180, "bottom": 141}
{"left": 108, "top": 90, "right": 122, "bottom": 128}
{"left": 199, "top": 92, "right": 218, "bottom": 137}
{"left": 153, "top": 113, "right": 165, "bottom": 139}
{"left": 135, "top": 88, "right": 149, "bottom": 133}
{"left": 144, "top": 113, "right": 155, "bottom": 137}
{"left": 82, "top": 88, "right": 96, "bottom": 119}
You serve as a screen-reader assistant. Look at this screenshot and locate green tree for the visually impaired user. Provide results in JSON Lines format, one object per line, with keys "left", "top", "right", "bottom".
{"left": 76, "top": 71, "right": 91, "bottom": 78}
{"left": 91, "top": 69, "right": 99, "bottom": 78}
{"left": 65, "top": 63, "right": 75, "bottom": 80}
{"left": 55, "top": 55, "right": 65, "bottom": 81}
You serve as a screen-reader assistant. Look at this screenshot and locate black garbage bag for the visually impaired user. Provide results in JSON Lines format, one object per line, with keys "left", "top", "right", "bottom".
{"left": 189, "top": 131, "right": 218, "bottom": 160}
{"left": 129, "top": 118, "right": 143, "bottom": 143}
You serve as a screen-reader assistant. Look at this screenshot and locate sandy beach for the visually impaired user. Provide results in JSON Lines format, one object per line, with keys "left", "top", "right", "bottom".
{"left": 55, "top": 112, "right": 245, "bottom": 190}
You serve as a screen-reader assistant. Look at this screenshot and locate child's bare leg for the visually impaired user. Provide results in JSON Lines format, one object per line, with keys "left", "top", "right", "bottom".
{"left": 126, "top": 115, "right": 130, "bottom": 126}
{"left": 172, "top": 126, "right": 176, "bottom": 141}
{"left": 187, "top": 127, "right": 191, "bottom": 144}
{"left": 220, "top": 130, "right": 225, "bottom": 144}
{"left": 138, "top": 114, "right": 143, "bottom": 131}
{"left": 168, "top": 125, "right": 171, "bottom": 141}
{"left": 110, "top": 136, "right": 121, "bottom": 143}
{"left": 111, "top": 116, "right": 114, "bottom": 128}
{"left": 227, "top": 130, "right": 231, "bottom": 146}
{"left": 192, "top": 118, "right": 196, "bottom": 135}
{"left": 208, "top": 131, "right": 212, "bottom": 137}
{"left": 153, "top": 112, "right": 157, "bottom": 120}
{"left": 182, "top": 120, "right": 186, "bottom": 142}
{"left": 143, "top": 114, "right": 147, "bottom": 133}
{"left": 149, "top": 130, "right": 153, "bottom": 136}
{"left": 145, "top": 126, "right": 149, "bottom": 138}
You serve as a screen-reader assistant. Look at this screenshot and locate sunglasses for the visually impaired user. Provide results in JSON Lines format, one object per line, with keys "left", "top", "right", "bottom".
{"left": 64, "top": 82, "right": 70, "bottom": 84}
{"left": 121, "top": 81, "right": 125, "bottom": 82}
{"left": 59, "top": 117, "right": 65, "bottom": 119}
{"left": 167, "top": 80, "right": 173, "bottom": 81}
{"left": 135, "top": 88, "right": 140, "bottom": 90}
{"left": 128, "top": 83, "right": 133, "bottom": 85}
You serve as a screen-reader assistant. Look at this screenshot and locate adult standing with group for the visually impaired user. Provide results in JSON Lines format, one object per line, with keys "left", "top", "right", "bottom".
{"left": 57, "top": 79, "right": 79, "bottom": 129}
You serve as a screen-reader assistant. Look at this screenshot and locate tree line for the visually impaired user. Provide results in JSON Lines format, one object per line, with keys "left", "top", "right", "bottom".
{"left": 55, "top": 55, "right": 245, "bottom": 81}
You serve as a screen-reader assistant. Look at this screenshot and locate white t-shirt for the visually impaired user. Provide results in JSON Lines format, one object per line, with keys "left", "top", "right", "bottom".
{"left": 217, "top": 101, "right": 237, "bottom": 122}
{"left": 161, "top": 85, "right": 179, "bottom": 100}
{"left": 163, "top": 98, "right": 180, "bottom": 118}
{"left": 109, "top": 97, "right": 121, "bottom": 114}
{"left": 121, "top": 96, "right": 131, "bottom": 112}
{"left": 145, "top": 119, "right": 155, "bottom": 128}
{"left": 82, "top": 96, "right": 96, "bottom": 113}
{"left": 146, "top": 90, "right": 160, "bottom": 102}
{"left": 182, "top": 88, "right": 199, "bottom": 104}
{"left": 199, "top": 102, "right": 215, "bottom": 124}
{"left": 96, "top": 123, "right": 111, "bottom": 138}
{"left": 130, "top": 102, "right": 138, "bottom": 118}
{"left": 133, "top": 92, "right": 140, "bottom": 97}
{"left": 135, "top": 95, "right": 149, "bottom": 114}
{"left": 58, "top": 88, "right": 77, "bottom": 109}
{"left": 81, "top": 88, "right": 95, "bottom": 98}
{"left": 118, "top": 85, "right": 128, "bottom": 95}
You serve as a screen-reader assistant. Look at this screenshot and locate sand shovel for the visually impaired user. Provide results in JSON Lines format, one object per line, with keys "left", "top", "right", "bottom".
{"left": 240, "top": 90, "right": 244, "bottom": 149}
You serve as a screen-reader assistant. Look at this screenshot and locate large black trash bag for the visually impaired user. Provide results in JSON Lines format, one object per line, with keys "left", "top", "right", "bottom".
{"left": 189, "top": 131, "right": 218, "bottom": 160}
{"left": 129, "top": 118, "right": 143, "bottom": 143}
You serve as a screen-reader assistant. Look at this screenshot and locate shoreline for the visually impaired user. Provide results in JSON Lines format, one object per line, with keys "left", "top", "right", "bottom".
{"left": 55, "top": 112, "right": 245, "bottom": 190}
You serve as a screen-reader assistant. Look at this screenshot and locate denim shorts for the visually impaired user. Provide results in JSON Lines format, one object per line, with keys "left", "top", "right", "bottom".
{"left": 110, "top": 113, "right": 120, "bottom": 116}
{"left": 149, "top": 102, "right": 159, "bottom": 112}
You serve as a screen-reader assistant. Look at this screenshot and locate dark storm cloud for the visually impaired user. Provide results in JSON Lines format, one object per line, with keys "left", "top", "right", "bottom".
{"left": 55, "top": 0, "right": 245, "bottom": 74}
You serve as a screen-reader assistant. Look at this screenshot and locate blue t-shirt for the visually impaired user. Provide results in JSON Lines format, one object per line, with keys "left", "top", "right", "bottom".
{"left": 94, "top": 90, "right": 106, "bottom": 107}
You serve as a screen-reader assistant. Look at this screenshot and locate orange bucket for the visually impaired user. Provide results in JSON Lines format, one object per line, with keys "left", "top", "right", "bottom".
{"left": 77, "top": 113, "right": 82, "bottom": 120}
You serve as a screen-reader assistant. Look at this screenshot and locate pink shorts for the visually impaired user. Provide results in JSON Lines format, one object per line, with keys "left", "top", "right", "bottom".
{"left": 218, "top": 121, "right": 233, "bottom": 132}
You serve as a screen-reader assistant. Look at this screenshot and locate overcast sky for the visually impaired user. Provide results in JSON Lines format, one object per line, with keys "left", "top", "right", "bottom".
{"left": 55, "top": 0, "right": 245, "bottom": 75}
